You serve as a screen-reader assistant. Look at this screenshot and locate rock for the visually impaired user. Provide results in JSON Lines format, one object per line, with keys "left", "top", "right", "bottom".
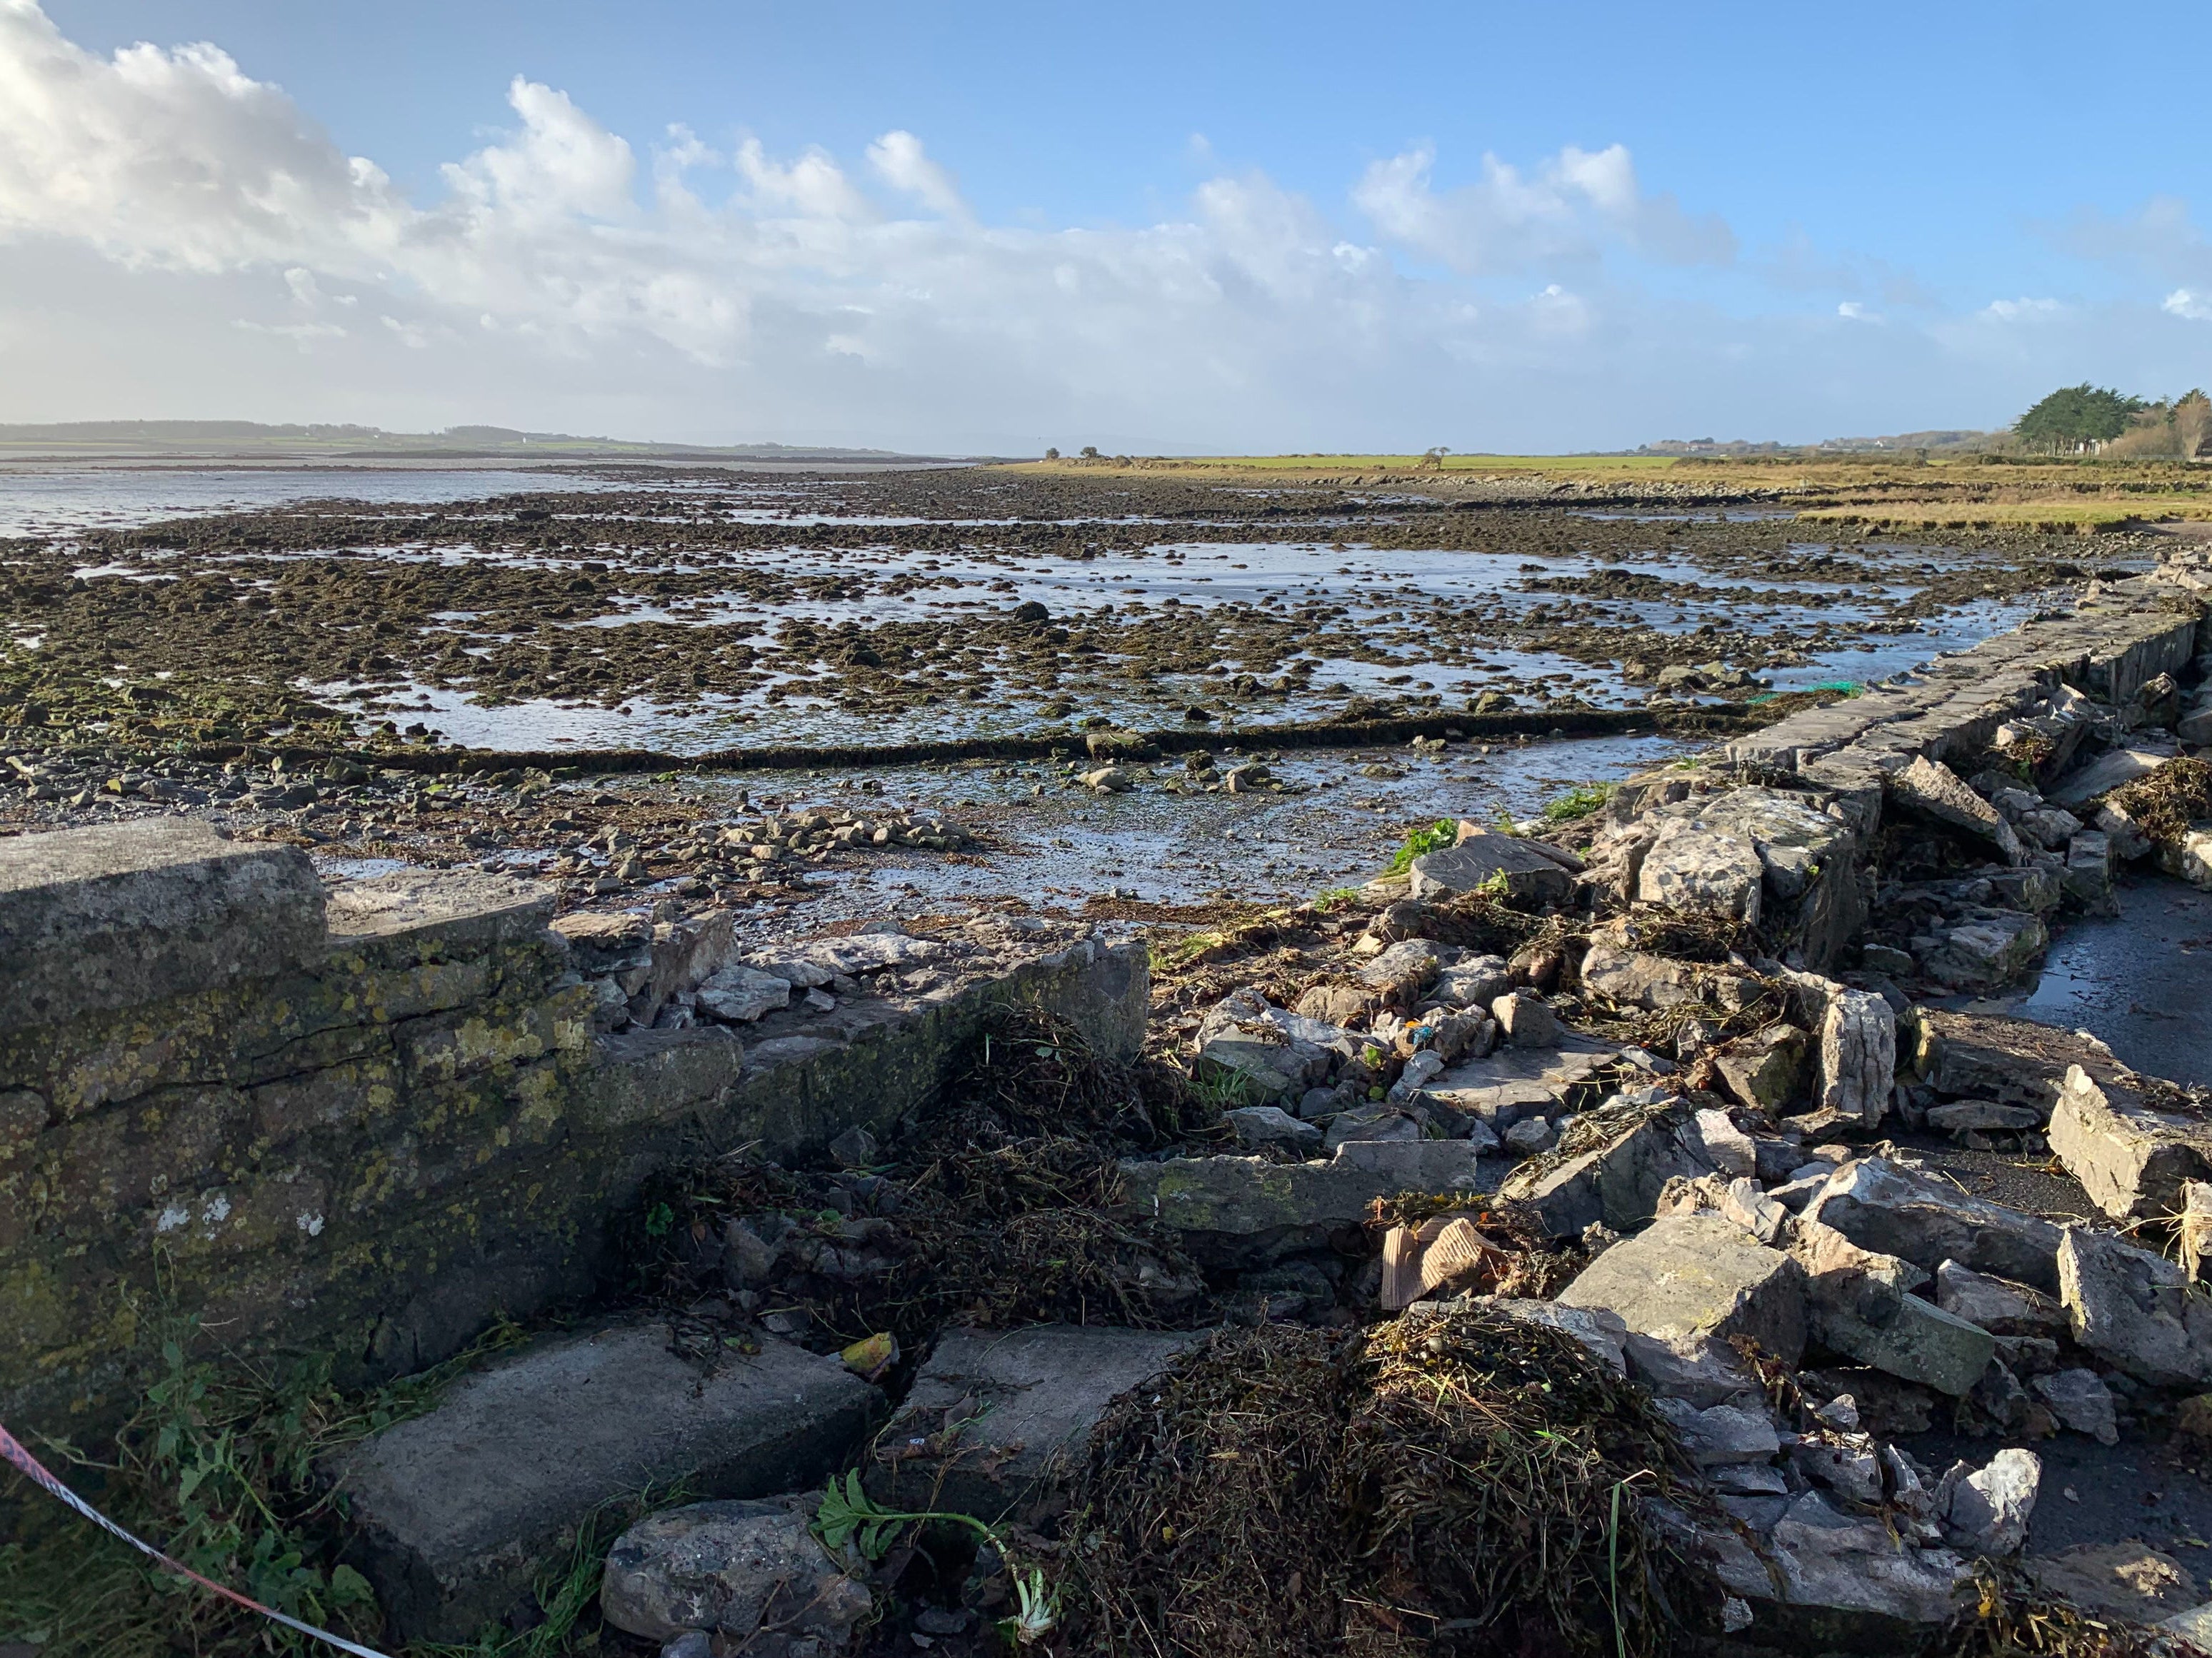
{"left": 2050, "top": 746, "right": 2171, "bottom": 810}
{"left": 1623, "top": 1331, "right": 1757, "bottom": 1407}
{"left": 2048, "top": 1064, "right": 2212, "bottom": 1219}
{"left": 1406, "top": 833, "right": 1576, "bottom": 905}
{"left": 1793, "top": 1222, "right": 1993, "bottom": 1397}
{"left": 1801, "top": 1157, "right": 2066, "bottom": 1292}
{"left": 1429, "top": 953, "right": 1513, "bottom": 1010}
{"left": 2032, "top": 1368, "right": 2119, "bottom": 1445}
{"left": 868, "top": 1325, "right": 1201, "bottom": 1524}
{"left": 1225, "top": 1105, "right": 1324, "bottom": 1152}
{"left": 1636, "top": 814, "right": 1766, "bottom": 924}
{"left": 599, "top": 1495, "right": 871, "bottom": 1647}
{"left": 1386, "top": 1049, "right": 1447, "bottom": 1100}
{"left": 1358, "top": 938, "right": 1441, "bottom": 998}
{"left": 1941, "top": 1448, "right": 2039, "bottom": 1557}
{"left": 1793, "top": 1435, "right": 1885, "bottom": 1504}
{"left": 2183, "top": 1180, "right": 2212, "bottom": 1282}
{"left": 1653, "top": 1397, "right": 1781, "bottom": 1467}
{"left": 1905, "top": 1007, "right": 2116, "bottom": 1115}
{"left": 1891, "top": 757, "right": 2023, "bottom": 864}
{"left": 1932, "top": 1261, "right": 2066, "bottom": 1337}
{"left": 2058, "top": 1227, "right": 2212, "bottom": 1385}
{"left": 2031, "top": 1541, "right": 2203, "bottom": 1622}
{"left": 0, "top": 818, "right": 328, "bottom": 1035}
{"left": 1502, "top": 1115, "right": 1556, "bottom": 1155}
{"left": 1491, "top": 990, "right": 1562, "bottom": 1047}
{"left": 696, "top": 964, "right": 795, "bottom": 1023}
{"left": 1556, "top": 1214, "right": 1808, "bottom": 1365}
{"left": 1193, "top": 1037, "right": 1305, "bottom": 1103}
{"left": 1499, "top": 1107, "right": 1715, "bottom": 1236}
{"left": 1711, "top": 1025, "right": 1809, "bottom": 1113}
{"left": 1323, "top": 1105, "right": 1421, "bottom": 1151}
{"left": 1926, "top": 1100, "right": 2043, "bottom": 1136}
{"left": 1691, "top": 1108, "right": 1758, "bottom": 1179}
{"left": 1293, "top": 983, "right": 1376, "bottom": 1027}
{"left": 2096, "top": 800, "right": 2153, "bottom": 861}
{"left": 1579, "top": 944, "right": 1710, "bottom": 1012}
{"left": 1813, "top": 989, "right": 1897, "bottom": 1127}
{"left": 1079, "top": 765, "right": 1133, "bottom": 791}
{"left": 1916, "top": 910, "right": 2048, "bottom": 990}
{"left": 827, "top": 1126, "right": 878, "bottom": 1168}
{"left": 1704, "top": 1489, "right": 1971, "bottom": 1637}
{"left": 1119, "top": 1140, "right": 1485, "bottom": 1267}
{"left": 1423, "top": 1038, "right": 1619, "bottom": 1129}
{"left": 1658, "top": 1172, "right": 1792, "bottom": 1246}
{"left": 2168, "top": 825, "right": 2212, "bottom": 889}
{"left": 329, "top": 1323, "right": 881, "bottom": 1642}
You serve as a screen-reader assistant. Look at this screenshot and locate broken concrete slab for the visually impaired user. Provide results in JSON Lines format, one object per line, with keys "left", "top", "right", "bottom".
{"left": 2048, "top": 1064, "right": 2212, "bottom": 1220}
{"left": 1406, "top": 833, "right": 1576, "bottom": 905}
{"left": 1801, "top": 1158, "right": 2066, "bottom": 1292}
{"left": 1119, "top": 1140, "right": 1485, "bottom": 1267}
{"left": 1556, "top": 1214, "right": 1808, "bottom": 1364}
{"left": 330, "top": 1322, "right": 881, "bottom": 1642}
{"left": 869, "top": 1325, "right": 1202, "bottom": 1525}
{"left": 599, "top": 1494, "right": 871, "bottom": 1647}
{"left": 0, "top": 818, "right": 326, "bottom": 1036}
{"left": 2058, "top": 1227, "right": 2212, "bottom": 1387}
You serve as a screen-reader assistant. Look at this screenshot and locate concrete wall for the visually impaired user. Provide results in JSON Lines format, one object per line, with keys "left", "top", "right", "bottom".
{"left": 0, "top": 820, "right": 1145, "bottom": 1438}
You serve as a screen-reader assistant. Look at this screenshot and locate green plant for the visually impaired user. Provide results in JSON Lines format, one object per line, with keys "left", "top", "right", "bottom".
{"left": 1384, "top": 818, "right": 1455, "bottom": 874}
{"left": 1186, "top": 1067, "right": 1256, "bottom": 1112}
{"left": 1311, "top": 885, "right": 1358, "bottom": 913}
{"left": 813, "top": 1474, "right": 1061, "bottom": 1647}
{"left": 1539, "top": 782, "right": 1615, "bottom": 822}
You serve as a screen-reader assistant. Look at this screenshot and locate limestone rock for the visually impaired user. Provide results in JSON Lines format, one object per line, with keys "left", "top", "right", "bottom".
{"left": 1580, "top": 944, "right": 1709, "bottom": 1012}
{"left": 1224, "top": 1105, "right": 1324, "bottom": 1152}
{"left": 1623, "top": 1331, "right": 1757, "bottom": 1407}
{"left": 1428, "top": 953, "right": 1513, "bottom": 1010}
{"left": 1932, "top": 1261, "right": 2066, "bottom": 1337}
{"left": 1491, "top": 990, "right": 1561, "bottom": 1047}
{"left": 2033, "top": 1368, "right": 2119, "bottom": 1445}
{"left": 1636, "top": 814, "right": 1765, "bottom": 924}
{"left": 1891, "top": 757, "right": 2024, "bottom": 865}
{"left": 1499, "top": 1107, "right": 1714, "bottom": 1236}
{"left": 1705, "top": 1489, "right": 1971, "bottom": 1635}
{"left": 2064, "top": 831, "right": 2117, "bottom": 914}
{"left": 1407, "top": 833, "right": 1576, "bottom": 905}
{"left": 2058, "top": 1227, "right": 2212, "bottom": 1386}
{"left": 600, "top": 1495, "right": 871, "bottom": 1646}
{"left": 1653, "top": 1397, "right": 1781, "bottom": 1467}
{"left": 1711, "top": 1025, "right": 1808, "bottom": 1113}
{"left": 696, "top": 965, "right": 795, "bottom": 1023}
{"left": 1801, "top": 1157, "right": 2065, "bottom": 1291}
{"left": 2031, "top": 1541, "right": 2203, "bottom": 1623}
{"left": 1556, "top": 1214, "right": 1808, "bottom": 1365}
{"left": 1814, "top": 989, "right": 1896, "bottom": 1126}
{"left": 1691, "top": 1107, "right": 1758, "bottom": 1179}
{"left": 1358, "top": 938, "right": 1442, "bottom": 998}
{"left": 1941, "top": 1448, "right": 2039, "bottom": 1557}
{"left": 1193, "top": 1037, "right": 1306, "bottom": 1103}
{"left": 1916, "top": 910, "right": 2048, "bottom": 990}
{"left": 1905, "top": 1007, "right": 2116, "bottom": 1115}
{"left": 2048, "top": 1065, "right": 2212, "bottom": 1220}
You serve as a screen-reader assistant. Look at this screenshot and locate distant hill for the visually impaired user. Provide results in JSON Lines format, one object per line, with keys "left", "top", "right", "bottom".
{"left": 1633, "top": 430, "right": 1998, "bottom": 458}
{"left": 0, "top": 420, "right": 946, "bottom": 463}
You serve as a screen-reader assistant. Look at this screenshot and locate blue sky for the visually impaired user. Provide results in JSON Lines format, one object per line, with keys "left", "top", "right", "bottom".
{"left": 5, "top": 1, "right": 2209, "bottom": 450}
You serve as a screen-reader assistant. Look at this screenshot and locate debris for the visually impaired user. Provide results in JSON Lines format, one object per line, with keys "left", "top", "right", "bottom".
{"left": 1891, "top": 756, "right": 2025, "bottom": 865}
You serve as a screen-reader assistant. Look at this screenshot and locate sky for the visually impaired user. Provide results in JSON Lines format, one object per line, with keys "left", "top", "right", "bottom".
{"left": 1, "top": 0, "right": 2208, "bottom": 454}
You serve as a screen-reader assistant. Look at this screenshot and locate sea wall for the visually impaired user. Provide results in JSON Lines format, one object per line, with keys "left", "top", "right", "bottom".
{"left": 0, "top": 820, "right": 1145, "bottom": 1435}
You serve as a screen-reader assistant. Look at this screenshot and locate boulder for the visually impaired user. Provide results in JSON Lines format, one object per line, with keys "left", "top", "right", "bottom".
{"left": 2032, "top": 1368, "right": 2119, "bottom": 1445}
{"left": 1636, "top": 814, "right": 1766, "bottom": 924}
{"left": 1691, "top": 1108, "right": 1759, "bottom": 1179}
{"left": 1449, "top": 1297, "right": 1629, "bottom": 1375}
{"left": 1358, "top": 938, "right": 1442, "bottom": 998}
{"left": 1890, "top": 757, "right": 2023, "bottom": 864}
{"left": 2058, "top": 1227, "right": 2212, "bottom": 1386}
{"left": 1623, "top": 1331, "right": 1758, "bottom": 1407}
{"left": 2050, "top": 746, "right": 2173, "bottom": 810}
{"left": 1428, "top": 953, "right": 1513, "bottom": 1010}
{"left": 2031, "top": 1541, "right": 2203, "bottom": 1623}
{"left": 1406, "top": 833, "right": 1576, "bottom": 905}
{"left": 1926, "top": 1100, "right": 2042, "bottom": 1136}
{"left": 1653, "top": 1397, "right": 1781, "bottom": 1467}
{"left": 1932, "top": 1261, "right": 2066, "bottom": 1337}
{"left": 1705, "top": 1489, "right": 1971, "bottom": 1641}
{"left": 1915, "top": 911, "right": 2048, "bottom": 990}
{"left": 1793, "top": 1222, "right": 1993, "bottom": 1396}
{"left": 1499, "top": 1107, "right": 1716, "bottom": 1236}
{"left": 2048, "top": 1065, "right": 2212, "bottom": 1220}
{"left": 1579, "top": 944, "right": 1709, "bottom": 1012}
{"left": 869, "top": 1325, "right": 1202, "bottom": 1524}
{"left": 1813, "top": 988, "right": 1896, "bottom": 1127}
{"left": 1711, "top": 1025, "right": 1808, "bottom": 1112}
{"left": 1905, "top": 1007, "right": 2117, "bottom": 1115}
{"left": 1423, "top": 1039, "right": 1619, "bottom": 1129}
{"left": 1556, "top": 1214, "right": 1808, "bottom": 1365}
{"left": 1490, "top": 990, "right": 1562, "bottom": 1047}
{"left": 1119, "top": 1140, "right": 1485, "bottom": 1267}
{"left": 1800, "top": 1158, "right": 2065, "bottom": 1292}
{"left": 1225, "top": 1105, "right": 1324, "bottom": 1152}
{"left": 329, "top": 1323, "right": 881, "bottom": 1642}
{"left": 599, "top": 1495, "right": 871, "bottom": 1647}
{"left": 1940, "top": 1448, "right": 2039, "bottom": 1557}
{"left": 696, "top": 964, "right": 796, "bottom": 1023}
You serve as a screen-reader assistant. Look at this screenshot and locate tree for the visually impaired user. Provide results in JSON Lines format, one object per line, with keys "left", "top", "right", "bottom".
{"left": 2016, "top": 383, "right": 2146, "bottom": 451}
{"left": 1080, "top": 445, "right": 1100, "bottom": 459}
{"left": 1044, "top": 446, "right": 1060, "bottom": 460}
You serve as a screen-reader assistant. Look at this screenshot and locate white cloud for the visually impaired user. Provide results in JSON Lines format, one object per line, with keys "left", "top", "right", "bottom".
{"left": 1837, "top": 301, "right": 1876, "bottom": 321}
{"left": 1983, "top": 297, "right": 2063, "bottom": 322}
{"left": 0, "top": 1, "right": 2202, "bottom": 451}
{"left": 1350, "top": 141, "right": 1733, "bottom": 274}
{"left": 2166, "top": 288, "right": 2212, "bottom": 322}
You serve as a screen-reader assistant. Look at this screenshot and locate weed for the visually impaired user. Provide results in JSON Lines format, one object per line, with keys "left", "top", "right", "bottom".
{"left": 1541, "top": 783, "right": 1616, "bottom": 823}
{"left": 1383, "top": 818, "right": 1456, "bottom": 875}
{"left": 1311, "top": 886, "right": 1358, "bottom": 913}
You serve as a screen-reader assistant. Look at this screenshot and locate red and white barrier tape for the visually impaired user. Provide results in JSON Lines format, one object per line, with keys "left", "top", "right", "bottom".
{"left": 1, "top": 1419, "right": 394, "bottom": 1658}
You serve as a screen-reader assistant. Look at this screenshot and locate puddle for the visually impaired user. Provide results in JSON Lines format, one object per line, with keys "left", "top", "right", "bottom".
{"left": 2002, "top": 873, "right": 2212, "bottom": 1085}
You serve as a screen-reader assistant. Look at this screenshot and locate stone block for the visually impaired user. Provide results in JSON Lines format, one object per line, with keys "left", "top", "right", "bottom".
{"left": 1193, "top": 1037, "right": 1306, "bottom": 1102}
{"left": 1579, "top": 944, "right": 1708, "bottom": 1011}
{"left": 1120, "top": 1140, "right": 1485, "bottom": 1267}
{"left": 1556, "top": 1214, "right": 1808, "bottom": 1365}
{"left": 1916, "top": 910, "right": 2048, "bottom": 990}
{"left": 1711, "top": 1025, "right": 1807, "bottom": 1112}
{"left": 2050, "top": 746, "right": 2172, "bottom": 810}
{"left": 325, "top": 869, "right": 555, "bottom": 968}
{"left": 586, "top": 1027, "right": 746, "bottom": 1130}
{"left": 2058, "top": 1227, "right": 2212, "bottom": 1386}
{"left": 0, "top": 819, "right": 324, "bottom": 1035}
{"left": 1407, "top": 833, "right": 1575, "bottom": 905}
{"left": 1423, "top": 1039, "right": 1617, "bottom": 1129}
{"left": 1636, "top": 813, "right": 1764, "bottom": 923}
{"left": 2048, "top": 1065, "right": 2212, "bottom": 1220}
{"left": 1816, "top": 1292, "right": 1995, "bottom": 1397}
{"left": 1890, "top": 757, "right": 2023, "bottom": 863}
{"left": 869, "top": 1325, "right": 1201, "bottom": 1525}
{"left": 1501, "top": 1110, "right": 1715, "bottom": 1237}
{"left": 1906, "top": 1008, "right": 2117, "bottom": 1115}
{"left": 1226, "top": 1104, "right": 1324, "bottom": 1152}
{"left": 331, "top": 1322, "right": 879, "bottom": 1642}
{"left": 1941, "top": 1448, "right": 2039, "bottom": 1557}
{"left": 1801, "top": 1158, "right": 2065, "bottom": 1292}
{"left": 1933, "top": 1261, "right": 2066, "bottom": 1337}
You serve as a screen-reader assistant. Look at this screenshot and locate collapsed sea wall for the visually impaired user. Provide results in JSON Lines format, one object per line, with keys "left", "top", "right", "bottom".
{"left": 0, "top": 820, "right": 1145, "bottom": 1436}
